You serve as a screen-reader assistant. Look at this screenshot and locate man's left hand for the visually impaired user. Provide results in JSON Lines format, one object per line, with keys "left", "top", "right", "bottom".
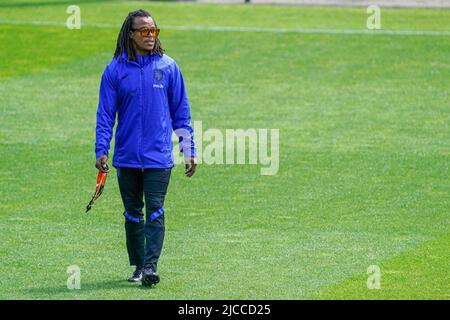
{"left": 184, "top": 157, "right": 197, "bottom": 178}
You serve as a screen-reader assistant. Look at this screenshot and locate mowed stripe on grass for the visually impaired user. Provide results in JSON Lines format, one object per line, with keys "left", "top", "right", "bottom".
{"left": 2, "top": 19, "right": 450, "bottom": 36}
{"left": 312, "top": 233, "right": 450, "bottom": 299}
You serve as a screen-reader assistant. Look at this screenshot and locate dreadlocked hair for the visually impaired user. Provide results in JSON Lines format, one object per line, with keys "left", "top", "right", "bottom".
{"left": 114, "top": 9, "right": 165, "bottom": 62}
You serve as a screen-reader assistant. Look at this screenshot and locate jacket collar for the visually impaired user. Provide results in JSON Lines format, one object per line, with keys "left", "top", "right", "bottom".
{"left": 120, "top": 51, "right": 156, "bottom": 66}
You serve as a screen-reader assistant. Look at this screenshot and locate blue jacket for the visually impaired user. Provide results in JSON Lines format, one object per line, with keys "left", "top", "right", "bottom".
{"left": 95, "top": 52, "right": 196, "bottom": 168}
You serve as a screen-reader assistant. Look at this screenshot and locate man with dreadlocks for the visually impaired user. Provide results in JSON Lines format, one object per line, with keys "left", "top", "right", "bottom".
{"left": 94, "top": 9, "right": 197, "bottom": 287}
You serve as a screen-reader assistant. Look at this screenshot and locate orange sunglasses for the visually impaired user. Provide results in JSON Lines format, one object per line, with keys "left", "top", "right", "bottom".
{"left": 132, "top": 27, "right": 160, "bottom": 39}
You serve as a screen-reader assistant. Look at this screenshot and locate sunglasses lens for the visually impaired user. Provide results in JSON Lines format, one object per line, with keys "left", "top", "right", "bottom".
{"left": 150, "top": 29, "right": 159, "bottom": 38}
{"left": 136, "top": 28, "right": 159, "bottom": 38}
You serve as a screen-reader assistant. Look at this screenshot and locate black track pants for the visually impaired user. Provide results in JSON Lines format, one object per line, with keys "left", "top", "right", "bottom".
{"left": 117, "top": 167, "right": 171, "bottom": 270}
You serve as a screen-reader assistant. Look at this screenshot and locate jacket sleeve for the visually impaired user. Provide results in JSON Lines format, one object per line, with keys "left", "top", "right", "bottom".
{"left": 95, "top": 65, "right": 118, "bottom": 160}
{"left": 168, "top": 62, "right": 197, "bottom": 158}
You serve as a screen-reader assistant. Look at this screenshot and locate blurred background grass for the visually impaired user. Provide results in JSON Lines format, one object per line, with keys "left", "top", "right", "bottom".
{"left": 0, "top": 1, "right": 448, "bottom": 299}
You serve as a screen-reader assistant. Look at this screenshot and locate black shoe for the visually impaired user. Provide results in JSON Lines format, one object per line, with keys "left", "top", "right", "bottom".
{"left": 127, "top": 267, "right": 143, "bottom": 282}
{"left": 142, "top": 264, "right": 160, "bottom": 287}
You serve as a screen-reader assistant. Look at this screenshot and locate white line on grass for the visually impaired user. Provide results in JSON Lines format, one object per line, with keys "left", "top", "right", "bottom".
{"left": 167, "top": 25, "right": 450, "bottom": 36}
{"left": 0, "top": 19, "right": 449, "bottom": 36}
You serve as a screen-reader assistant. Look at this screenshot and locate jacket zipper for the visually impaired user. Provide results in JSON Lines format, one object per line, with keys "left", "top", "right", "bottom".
{"left": 140, "top": 65, "right": 144, "bottom": 170}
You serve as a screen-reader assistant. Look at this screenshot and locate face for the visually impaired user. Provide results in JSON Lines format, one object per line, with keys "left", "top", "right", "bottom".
{"left": 130, "top": 16, "right": 158, "bottom": 53}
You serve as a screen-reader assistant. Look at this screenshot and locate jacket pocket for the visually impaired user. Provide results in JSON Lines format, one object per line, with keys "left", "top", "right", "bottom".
{"left": 120, "top": 73, "right": 138, "bottom": 96}
{"left": 161, "top": 102, "right": 171, "bottom": 152}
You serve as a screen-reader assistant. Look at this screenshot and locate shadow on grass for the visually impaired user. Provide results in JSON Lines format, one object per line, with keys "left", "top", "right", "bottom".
{"left": 20, "top": 278, "right": 158, "bottom": 298}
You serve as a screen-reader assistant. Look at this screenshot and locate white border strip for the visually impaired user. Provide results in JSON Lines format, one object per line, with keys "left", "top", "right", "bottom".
{"left": 0, "top": 20, "right": 449, "bottom": 36}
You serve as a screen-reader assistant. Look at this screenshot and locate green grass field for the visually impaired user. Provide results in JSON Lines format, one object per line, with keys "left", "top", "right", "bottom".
{"left": 0, "top": 0, "right": 449, "bottom": 299}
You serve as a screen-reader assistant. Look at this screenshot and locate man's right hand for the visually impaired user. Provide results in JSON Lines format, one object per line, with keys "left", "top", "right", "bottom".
{"left": 95, "top": 155, "right": 110, "bottom": 173}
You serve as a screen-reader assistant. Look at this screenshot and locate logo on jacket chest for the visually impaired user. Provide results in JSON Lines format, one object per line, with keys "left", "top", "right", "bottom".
{"left": 153, "top": 69, "right": 164, "bottom": 81}
{"left": 152, "top": 69, "right": 165, "bottom": 89}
